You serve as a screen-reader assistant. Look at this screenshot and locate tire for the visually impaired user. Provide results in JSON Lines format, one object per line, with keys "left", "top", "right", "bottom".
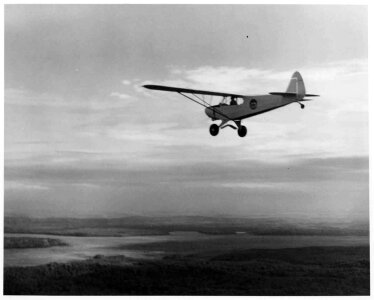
{"left": 238, "top": 125, "right": 247, "bottom": 137}
{"left": 209, "top": 124, "right": 219, "bottom": 136}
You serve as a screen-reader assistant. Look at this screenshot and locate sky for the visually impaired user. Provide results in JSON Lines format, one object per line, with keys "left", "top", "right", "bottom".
{"left": 4, "top": 5, "right": 368, "bottom": 220}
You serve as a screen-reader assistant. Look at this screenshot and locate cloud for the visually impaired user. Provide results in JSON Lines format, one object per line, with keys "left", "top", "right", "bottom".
{"left": 122, "top": 80, "right": 132, "bottom": 85}
{"left": 220, "top": 182, "right": 293, "bottom": 190}
{"left": 127, "top": 58, "right": 367, "bottom": 160}
{"left": 6, "top": 57, "right": 368, "bottom": 173}
{"left": 5, "top": 155, "right": 368, "bottom": 218}
{"left": 5, "top": 88, "right": 136, "bottom": 112}
{"left": 5, "top": 181, "right": 50, "bottom": 191}
{"left": 153, "top": 58, "right": 368, "bottom": 95}
{"left": 5, "top": 155, "right": 368, "bottom": 190}
{"left": 133, "top": 83, "right": 152, "bottom": 96}
{"left": 110, "top": 92, "right": 130, "bottom": 99}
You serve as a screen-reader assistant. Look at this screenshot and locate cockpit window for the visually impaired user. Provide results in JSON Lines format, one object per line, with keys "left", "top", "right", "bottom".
{"left": 219, "top": 97, "right": 243, "bottom": 106}
{"left": 250, "top": 99, "right": 257, "bottom": 109}
{"left": 230, "top": 97, "right": 237, "bottom": 105}
{"left": 219, "top": 97, "right": 229, "bottom": 106}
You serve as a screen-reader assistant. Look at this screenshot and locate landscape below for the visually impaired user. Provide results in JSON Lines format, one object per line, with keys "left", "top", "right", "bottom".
{"left": 4, "top": 216, "right": 370, "bottom": 295}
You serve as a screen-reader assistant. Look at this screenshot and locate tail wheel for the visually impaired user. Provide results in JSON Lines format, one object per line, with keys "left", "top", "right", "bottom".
{"left": 238, "top": 125, "right": 247, "bottom": 137}
{"left": 209, "top": 124, "right": 219, "bottom": 136}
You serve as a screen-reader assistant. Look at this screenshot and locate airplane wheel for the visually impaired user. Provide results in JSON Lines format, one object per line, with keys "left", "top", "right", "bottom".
{"left": 238, "top": 125, "right": 247, "bottom": 137}
{"left": 209, "top": 124, "right": 219, "bottom": 136}
{"left": 301, "top": 104, "right": 305, "bottom": 109}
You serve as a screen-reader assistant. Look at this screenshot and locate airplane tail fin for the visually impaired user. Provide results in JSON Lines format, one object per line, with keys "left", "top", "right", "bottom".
{"left": 269, "top": 71, "right": 319, "bottom": 99}
{"left": 285, "top": 71, "right": 305, "bottom": 99}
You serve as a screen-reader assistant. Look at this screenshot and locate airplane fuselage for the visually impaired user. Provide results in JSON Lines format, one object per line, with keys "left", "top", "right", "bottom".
{"left": 205, "top": 95, "right": 296, "bottom": 121}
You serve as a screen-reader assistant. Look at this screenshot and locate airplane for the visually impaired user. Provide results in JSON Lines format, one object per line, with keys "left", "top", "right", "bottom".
{"left": 143, "top": 71, "right": 319, "bottom": 137}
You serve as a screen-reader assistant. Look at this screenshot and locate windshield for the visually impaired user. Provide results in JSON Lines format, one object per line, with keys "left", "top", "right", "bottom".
{"left": 219, "top": 97, "right": 242, "bottom": 106}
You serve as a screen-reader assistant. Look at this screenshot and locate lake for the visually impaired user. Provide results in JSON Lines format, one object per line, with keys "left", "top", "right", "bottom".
{"left": 4, "top": 232, "right": 369, "bottom": 267}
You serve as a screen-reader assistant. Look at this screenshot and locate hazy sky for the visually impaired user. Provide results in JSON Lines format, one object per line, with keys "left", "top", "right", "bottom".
{"left": 5, "top": 5, "right": 368, "bottom": 219}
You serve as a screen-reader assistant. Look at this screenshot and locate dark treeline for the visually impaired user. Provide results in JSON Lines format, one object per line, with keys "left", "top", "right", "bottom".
{"left": 4, "top": 246, "right": 369, "bottom": 295}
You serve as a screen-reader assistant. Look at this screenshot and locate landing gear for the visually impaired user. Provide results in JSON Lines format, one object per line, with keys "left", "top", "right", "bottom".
{"left": 238, "top": 125, "right": 247, "bottom": 137}
{"left": 209, "top": 122, "right": 246, "bottom": 137}
{"left": 209, "top": 124, "right": 219, "bottom": 136}
{"left": 297, "top": 102, "right": 305, "bottom": 109}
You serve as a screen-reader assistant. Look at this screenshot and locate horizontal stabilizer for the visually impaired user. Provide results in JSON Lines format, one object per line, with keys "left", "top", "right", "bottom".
{"left": 269, "top": 92, "right": 319, "bottom": 97}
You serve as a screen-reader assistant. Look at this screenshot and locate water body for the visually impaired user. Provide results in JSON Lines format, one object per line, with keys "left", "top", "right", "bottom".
{"left": 4, "top": 232, "right": 369, "bottom": 267}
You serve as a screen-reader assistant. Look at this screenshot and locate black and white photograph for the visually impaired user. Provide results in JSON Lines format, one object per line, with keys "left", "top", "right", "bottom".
{"left": 3, "top": 4, "right": 369, "bottom": 295}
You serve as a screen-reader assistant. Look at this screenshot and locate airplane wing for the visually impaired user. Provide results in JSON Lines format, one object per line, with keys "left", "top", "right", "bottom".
{"left": 143, "top": 84, "right": 244, "bottom": 98}
{"left": 143, "top": 84, "right": 236, "bottom": 121}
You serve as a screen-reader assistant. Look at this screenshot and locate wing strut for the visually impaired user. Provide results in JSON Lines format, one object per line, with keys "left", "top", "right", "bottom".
{"left": 178, "top": 92, "right": 233, "bottom": 121}
{"left": 178, "top": 92, "right": 208, "bottom": 108}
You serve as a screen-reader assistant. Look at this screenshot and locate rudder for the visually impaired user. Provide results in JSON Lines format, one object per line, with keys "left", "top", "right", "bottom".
{"left": 286, "top": 71, "right": 305, "bottom": 99}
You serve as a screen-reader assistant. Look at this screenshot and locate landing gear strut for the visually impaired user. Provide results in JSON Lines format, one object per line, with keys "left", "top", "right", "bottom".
{"left": 238, "top": 125, "right": 247, "bottom": 137}
{"left": 297, "top": 102, "right": 305, "bottom": 109}
{"left": 209, "top": 124, "right": 219, "bottom": 136}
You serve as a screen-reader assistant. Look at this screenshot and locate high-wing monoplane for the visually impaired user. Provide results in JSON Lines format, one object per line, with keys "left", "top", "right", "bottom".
{"left": 144, "top": 71, "right": 318, "bottom": 137}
